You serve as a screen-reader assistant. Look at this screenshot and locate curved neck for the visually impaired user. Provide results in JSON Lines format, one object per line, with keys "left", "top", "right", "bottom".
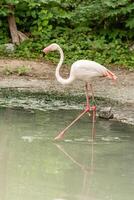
{"left": 55, "top": 45, "right": 74, "bottom": 85}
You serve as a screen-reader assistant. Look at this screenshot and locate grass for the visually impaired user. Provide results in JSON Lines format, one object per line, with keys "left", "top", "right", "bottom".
{"left": 3, "top": 65, "right": 31, "bottom": 76}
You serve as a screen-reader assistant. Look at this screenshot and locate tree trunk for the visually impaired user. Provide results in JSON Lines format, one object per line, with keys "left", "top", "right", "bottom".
{"left": 7, "top": 5, "right": 20, "bottom": 45}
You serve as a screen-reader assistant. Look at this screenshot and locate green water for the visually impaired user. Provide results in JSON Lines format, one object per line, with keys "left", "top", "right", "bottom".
{"left": 0, "top": 107, "right": 134, "bottom": 200}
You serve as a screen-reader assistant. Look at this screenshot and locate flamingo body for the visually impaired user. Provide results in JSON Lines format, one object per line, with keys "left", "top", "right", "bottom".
{"left": 43, "top": 43, "right": 117, "bottom": 85}
{"left": 70, "top": 60, "right": 109, "bottom": 82}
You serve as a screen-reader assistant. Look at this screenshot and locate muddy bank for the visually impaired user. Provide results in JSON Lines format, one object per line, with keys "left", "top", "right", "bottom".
{"left": 0, "top": 58, "right": 134, "bottom": 125}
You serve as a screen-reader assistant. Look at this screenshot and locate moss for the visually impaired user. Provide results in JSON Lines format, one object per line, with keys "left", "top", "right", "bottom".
{"left": 0, "top": 87, "right": 120, "bottom": 106}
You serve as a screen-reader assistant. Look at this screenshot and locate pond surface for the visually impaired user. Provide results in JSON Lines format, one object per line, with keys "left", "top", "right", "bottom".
{"left": 0, "top": 107, "right": 134, "bottom": 200}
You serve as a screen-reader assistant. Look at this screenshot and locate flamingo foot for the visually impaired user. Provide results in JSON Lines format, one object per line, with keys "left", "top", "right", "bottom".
{"left": 85, "top": 106, "right": 90, "bottom": 112}
{"left": 91, "top": 105, "right": 96, "bottom": 111}
{"left": 54, "top": 131, "right": 65, "bottom": 140}
{"left": 85, "top": 105, "right": 96, "bottom": 112}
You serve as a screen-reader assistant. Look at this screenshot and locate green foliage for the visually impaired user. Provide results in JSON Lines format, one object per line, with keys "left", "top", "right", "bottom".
{"left": 4, "top": 65, "right": 30, "bottom": 76}
{"left": 0, "top": 0, "right": 134, "bottom": 69}
{"left": 15, "top": 65, "right": 30, "bottom": 76}
{"left": 4, "top": 67, "right": 14, "bottom": 75}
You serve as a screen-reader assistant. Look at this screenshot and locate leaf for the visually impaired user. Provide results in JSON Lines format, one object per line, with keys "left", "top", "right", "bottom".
{"left": 126, "top": 18, "right": 134, "bottom": 29}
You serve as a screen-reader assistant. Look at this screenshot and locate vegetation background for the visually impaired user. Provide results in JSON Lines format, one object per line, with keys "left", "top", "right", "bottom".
{"left": 0, "top": 0, "right": 134, "bottom": 69}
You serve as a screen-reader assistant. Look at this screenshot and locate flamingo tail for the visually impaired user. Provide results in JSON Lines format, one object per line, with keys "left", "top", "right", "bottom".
{"left": 104, "top": 70, "right": 117, "bottom": 80}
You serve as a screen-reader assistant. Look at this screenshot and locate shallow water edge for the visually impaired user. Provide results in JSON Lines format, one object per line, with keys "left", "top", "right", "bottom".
{"left": 0, "top": 88, "right": 133, "bottom": 125}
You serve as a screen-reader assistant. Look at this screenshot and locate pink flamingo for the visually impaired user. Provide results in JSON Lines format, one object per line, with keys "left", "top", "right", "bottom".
{"left": 43, "top": 43, "right": 117, "bottom": 140}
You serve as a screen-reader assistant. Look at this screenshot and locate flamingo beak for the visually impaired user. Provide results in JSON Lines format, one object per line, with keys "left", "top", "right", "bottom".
{"left": 42, "top": 47, "right": 49, "bottom": 54}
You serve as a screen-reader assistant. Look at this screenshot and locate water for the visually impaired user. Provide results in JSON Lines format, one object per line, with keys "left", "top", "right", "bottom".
{"left": 0, "top": 107, "right": 134, "bottom": 200}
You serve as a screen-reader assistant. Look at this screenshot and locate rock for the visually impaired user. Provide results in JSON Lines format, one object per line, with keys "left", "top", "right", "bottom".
{"left": 4, "top": 43, "right": 15, "bottom": 53}
{"left": 98, "top": 106, "right": 113, "bottom": 119}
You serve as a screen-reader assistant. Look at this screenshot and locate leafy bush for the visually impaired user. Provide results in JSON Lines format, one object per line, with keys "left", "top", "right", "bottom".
{"left": 0, "top": 0, "right": 134, "bottom": 69}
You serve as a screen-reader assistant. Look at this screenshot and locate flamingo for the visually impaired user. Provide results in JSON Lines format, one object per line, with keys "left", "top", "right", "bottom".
{"left": 43, "top": 43, "right": 117, "bottom": 140}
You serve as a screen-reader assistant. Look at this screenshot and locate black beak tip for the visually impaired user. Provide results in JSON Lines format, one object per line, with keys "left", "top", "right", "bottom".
{"left": 42, "top": 50, "right": 46, "bottom": 57}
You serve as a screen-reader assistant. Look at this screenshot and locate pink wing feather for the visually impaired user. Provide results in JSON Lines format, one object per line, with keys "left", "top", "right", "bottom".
{"left": 104, "top": 70, "right": 117, "bottom": 80}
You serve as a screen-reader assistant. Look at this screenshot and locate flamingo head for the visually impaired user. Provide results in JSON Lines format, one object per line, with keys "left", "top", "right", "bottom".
{"left": 43, "top": 43, "right": 58, "bottom": 54}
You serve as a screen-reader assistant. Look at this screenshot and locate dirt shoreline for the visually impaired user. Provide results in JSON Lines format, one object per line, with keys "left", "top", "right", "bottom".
{"left": 0, "top": 58, "right": 134, "bottom": 125}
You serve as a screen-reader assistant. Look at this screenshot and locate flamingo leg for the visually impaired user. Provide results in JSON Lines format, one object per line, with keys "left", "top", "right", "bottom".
{"left": 85, "top": 83, "right": 96, "bottom": 106}
{"left": 54, "top": 83, "right": 96, "bottom": 140}
{"left": 89, "top": 84, "right": 95, "bottom": 102}
{"left": 54, "top": 109, "right": 88, "bottom": 140}
{"left": 85, "top": 82, "right": 90, "bottom": 110}
{"left": 86, "top": 83, "right": 96, "bottom": 140}
{"left": 88, "top": 84, "right": 96, "bottom": 123}
{"left": 88, "top": 109, "right": 96, "bottom": 140}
